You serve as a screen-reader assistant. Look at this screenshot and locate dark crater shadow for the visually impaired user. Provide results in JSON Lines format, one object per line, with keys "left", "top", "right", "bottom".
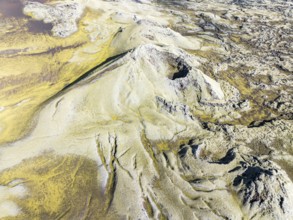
{"left": 172, "top": 58, "right": 191, "bottom": 80}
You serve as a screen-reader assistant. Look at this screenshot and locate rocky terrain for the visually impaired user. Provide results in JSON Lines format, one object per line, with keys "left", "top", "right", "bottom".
{"left": 0, "top": 0, "right": 292, "bottom": 219}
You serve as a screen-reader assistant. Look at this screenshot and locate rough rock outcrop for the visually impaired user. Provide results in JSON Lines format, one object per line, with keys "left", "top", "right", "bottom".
{"left": 23, "top": 1, "right": 84, "bottom": 37}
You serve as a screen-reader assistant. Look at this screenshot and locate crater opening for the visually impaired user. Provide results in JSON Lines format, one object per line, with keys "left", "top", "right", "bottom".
{"left": 172, "top": 58, "right": 191, "bottom": 80}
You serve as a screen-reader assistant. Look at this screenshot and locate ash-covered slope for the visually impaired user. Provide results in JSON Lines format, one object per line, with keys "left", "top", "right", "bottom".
{"left": 0, "top": 45, "right": 292, "bottom": 220}
{"left": 0, "top": 0, "right": 292, "bottom": 219}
